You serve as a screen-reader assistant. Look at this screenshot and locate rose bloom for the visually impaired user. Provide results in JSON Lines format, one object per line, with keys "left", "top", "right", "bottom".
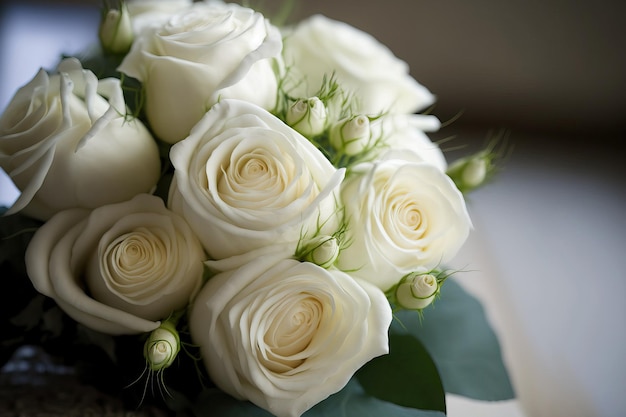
{"left": 125, "top": 0, "right": 193, "bottom": 34}
{"left": 126, "top": 0, "right": 191, "bottom": 16}
{"left": 0, "top": 58, "right": 160, "bottom": 221}
{"left": 118, "top": 1, "right": 282, "bottom": 143}
{"left": 25, "top": 194, "right": 205, "bottom": 335}
{"left": 168, "top": 99, "right": 345, "bottom": 260}
{"left": 282, "top": 14, "right": 433, "bottom": 115}
{"left": 337, "top": 159, "right": 472, "bottom": 291}
{"left": 370, "top": 113, "right": 447, "bottom": 171}
{"left": 189, "top": 255, "right": 391, "bottom": 417}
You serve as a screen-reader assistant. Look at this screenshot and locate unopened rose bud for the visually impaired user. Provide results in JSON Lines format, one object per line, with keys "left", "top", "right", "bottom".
{"left": 461, "top": 157, "right": 488, "bottom": 188}
{"left": 447, "top": 154, "right": 490, "bottom": 192}
{"left": 144, "top": 321, "right": 180, "bottom": 371}
{"left": 286, "top": 97, "right": 327, "bottom": 137}
{"left": 99, "top": 3, "right": 133, "bottom": 55}
{"left": 329, "top": 115, "right": 371, "bottom": 156}
{"left": 300, "top": 235, "right": 340, "bottom": 269}
{"left": 395, "top": 272, "right": 439, "bottom": 310}
{"left": 447, "top": 140, "right": 504, "bottom": 193}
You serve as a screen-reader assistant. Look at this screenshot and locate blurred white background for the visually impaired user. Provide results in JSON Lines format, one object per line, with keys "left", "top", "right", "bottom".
{"left": 1, "top": 1, "right": 625, "bottom": 416}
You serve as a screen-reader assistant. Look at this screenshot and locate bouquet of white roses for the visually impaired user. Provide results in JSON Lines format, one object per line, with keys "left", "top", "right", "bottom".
{"left": 0, "top": 1, "right": 512, "bottom": 416}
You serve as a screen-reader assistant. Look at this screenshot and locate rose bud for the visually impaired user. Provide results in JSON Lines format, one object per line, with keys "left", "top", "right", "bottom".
{"left": 329, "top": 115, "right": 371, "bottom": 156}
{"left": 395, "top": 272, "right": 439, "bottom": 310}
{"left": 299, "top": 235, "right": 340, "bottom": 268}
{"left": 446, "top": 138, "right": 505, "bottom": 193}
{"left": 286, "top": 97, "right": 328, "bottom": 137}
{"left": 144, "top": 321, "right": 180, "bottom": 371}
{"left": 99, "top": 3, "right": 134, "bottom": 54}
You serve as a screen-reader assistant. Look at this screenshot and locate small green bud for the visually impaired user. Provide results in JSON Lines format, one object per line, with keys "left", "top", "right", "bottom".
{"left": 447, "top": 135, "right": 508, "bottom": 193}
{"left": 99, "top": 3, "right": 133, "bottom": 55}
{"left": 300, "top": 235, "right": 340, "bottom": 269}
{"left": 447, "top": 153, "right": 492, "bottom": 193}
{"left": 329, "top": 115, "right": 371, "bottom": 156}
{"left": 144, "top": 321, "right": 180, "bottom": 371}
{"left": 286, "top": 97, "right": 327, "bottom": 137}
{"left": 462, "top": 157, "right": 488, "bottom": 188}
{"left": 395, "top": 272, "right": 439, "bottom": 310}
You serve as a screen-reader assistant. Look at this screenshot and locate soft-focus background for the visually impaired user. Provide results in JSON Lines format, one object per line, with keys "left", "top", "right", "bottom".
{"left": 1, "top": 1, "right": 625, "bottom": 416}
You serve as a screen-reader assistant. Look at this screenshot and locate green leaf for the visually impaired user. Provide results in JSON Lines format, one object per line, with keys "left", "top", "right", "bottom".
{"left": 393, "top": 279, "right": 515, "bottom": 401}
{"left": 356, "top": 334, "right": 446, "bottom": 413}
{"left": 305, "top": 380, "right": 446, "bottom": 417}
{"left": 192, "top": 380, "right": 445, "bottom": 417}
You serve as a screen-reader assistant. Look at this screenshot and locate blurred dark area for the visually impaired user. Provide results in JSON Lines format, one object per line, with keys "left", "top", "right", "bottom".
{"left": 2, "top": 0, "right": 624, "bottom": 139}
{"left": 288, "top": 0, "right": 626, "bottom": 138}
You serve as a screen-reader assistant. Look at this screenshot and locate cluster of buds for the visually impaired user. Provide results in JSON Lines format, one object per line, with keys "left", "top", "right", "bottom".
{"left": 284, "top": 90, "right": 376, "bottom": 163}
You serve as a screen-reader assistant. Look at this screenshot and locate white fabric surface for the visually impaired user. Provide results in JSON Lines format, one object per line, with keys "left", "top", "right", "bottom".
{"left": 446, "top": 133, "right": 626, "bottom": 417}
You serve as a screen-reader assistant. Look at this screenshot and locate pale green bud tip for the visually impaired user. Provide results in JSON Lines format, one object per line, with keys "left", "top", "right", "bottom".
{"left": 286, "top": 97, "right": 327, "bottom": 137}
{"left": 395, "top": 273, "right": 439, "bottom": 310}
{"left": 447, "top": 147, "right": 498, "bottom": 193}
{"left": 301, "top": 235, "right": 340, "bottom": 269}
{"left": 99, "top": 4, "right": 133, "bottom": 54}
{"left": 462, "top": 157, "right": 488, "bottom": 188}
{"left": 329, "top": 115, "right": 371, "bottom": 156}
{"left": 144, "top": 322, "right": 180, "bottom": 371}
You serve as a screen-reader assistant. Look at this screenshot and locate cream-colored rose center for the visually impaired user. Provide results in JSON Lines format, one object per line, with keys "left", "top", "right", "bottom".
{"left": 400, "top": 203, "right": 422, "bottom": 231}
{"left": 384, "top": 190, "right": 427, "bottom": 244}
{"left": 151, "top": 341, "right": 171, "bottom": 364}
{"left": 102, "top": 228, "right": 168, "bottom": 299}
{"left": 217, "top": 148, "right": 302, "bottom": 208}
{"left": 239, "top": 155, "right": 269, "bottom": 180}
{"left": 261, "top": 295, "right": 323, "bottom": 372}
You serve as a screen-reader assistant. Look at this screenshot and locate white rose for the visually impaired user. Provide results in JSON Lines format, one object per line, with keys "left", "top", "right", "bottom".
{"left": 0, "top": 58, "right": 160, "bottom": 221}
{"left": 126, "top": 0, "right": 193, "bottom": 34}
{"left": 337, "top": 160, "right": 471, "bottom": 291}
{"left": 127, "top": 0, "right": 192, "bottom": 15}
{"left": 118, "top": 1, "right": 282, "bottom": 143}
{"left": 25, "top": 194, "right": 205, "bottom": 335}
{"left": 168, "top": 99, "right": 345, "bottom": 260}
{"left": 189, "top": 255, "right": 391, "bottom": 417}
{"left": 282, "top": 15, "right": 434, "bottom": 115}
{"left": 371, "top": 114, "right": 447, "bottom": 171}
